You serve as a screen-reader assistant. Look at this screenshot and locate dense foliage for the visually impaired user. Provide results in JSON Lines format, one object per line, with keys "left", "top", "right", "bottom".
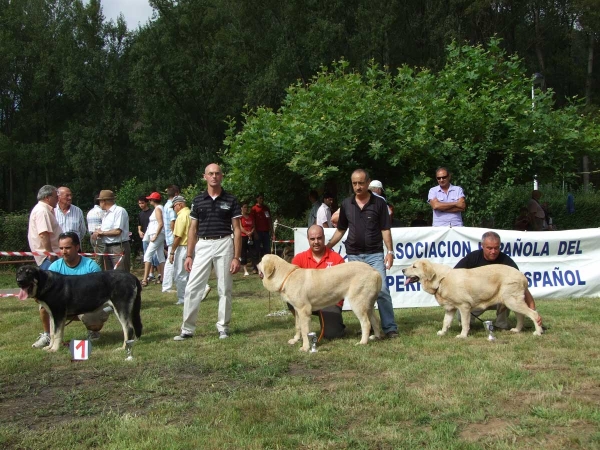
{"left": 1, "top": 0, "right": 599, "bottom": 215}
{"left": 224, "top": 41, "right": 600, "bottom": 224}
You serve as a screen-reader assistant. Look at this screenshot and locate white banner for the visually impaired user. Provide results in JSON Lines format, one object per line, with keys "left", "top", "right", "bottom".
{"left": 293, "top": 227, "right": 600, "bottom": 308}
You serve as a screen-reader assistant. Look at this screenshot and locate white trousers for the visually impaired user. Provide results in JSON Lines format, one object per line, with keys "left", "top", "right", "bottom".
{"left": 173, "top": 245, "right": 189, "bottom": 303}
{"left": 181, "top": 236, "right": 233, "bottom": 334}
{"left": 143, "top": 233, "right": 165, "bottom": 264}
{"left": 162, "top": 244, "right": 175, "bottom": 291}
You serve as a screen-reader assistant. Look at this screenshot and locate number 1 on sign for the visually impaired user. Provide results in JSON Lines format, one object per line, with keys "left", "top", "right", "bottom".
{"left": 70, "top": 339, "right": 91, "bottom": 360}
{"left": 76, "top": 340, "right": 86, "bottom": 359}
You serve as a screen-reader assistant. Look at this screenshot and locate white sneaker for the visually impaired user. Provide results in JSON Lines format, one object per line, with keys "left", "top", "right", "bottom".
{"left": 174, "top": 333, "right": 193, "bottom": 341}
{"left": 219, "top": 331, "right": 229, "bottom": 339}
{"left": 201, "top": 285, "right": 212, "bottom": 301}
{"left": 32, "top": 333, "right": 50, "bottom": 349}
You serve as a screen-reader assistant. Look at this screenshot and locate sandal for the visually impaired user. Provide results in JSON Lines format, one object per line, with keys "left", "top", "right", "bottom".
{"left": 141, "top": 279, "right": 148, "bottom": 287}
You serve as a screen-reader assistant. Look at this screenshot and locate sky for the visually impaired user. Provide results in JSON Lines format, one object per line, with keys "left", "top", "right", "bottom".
{"left": 99, "top": 0, "right": 155, "bottom": 29}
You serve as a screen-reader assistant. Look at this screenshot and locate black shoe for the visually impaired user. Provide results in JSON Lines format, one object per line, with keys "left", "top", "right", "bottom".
{"left": 385, "top": 331, "right": 399, "bottom": 339}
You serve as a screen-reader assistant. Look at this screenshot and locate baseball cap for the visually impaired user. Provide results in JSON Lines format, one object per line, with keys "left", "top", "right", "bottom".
{"left": 146, "top": 192, "right": 161, "bottom": 201}
{"left": 369, "top": 180, "right": 383, "bottom": 189}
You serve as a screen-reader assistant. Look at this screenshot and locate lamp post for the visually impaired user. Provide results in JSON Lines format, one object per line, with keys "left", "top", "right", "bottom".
{"left": 531, "top": 73, "right": 544, "bottom": 190}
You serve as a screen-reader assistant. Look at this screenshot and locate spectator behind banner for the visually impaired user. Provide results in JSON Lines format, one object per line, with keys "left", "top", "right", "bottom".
{"left": 307, "top": 190, "right": 321, "bottom": 228}
{"left": 368, "top": 180, "right": 393, "bottom": 219}
{"left": 315, "top": 192, "right": 334, "bottom": 228}
{"left": 528, "top": 190, "right": 547, "bottom": 231}
{"left": 290, "top": 225, "right": 346, "bottom": 341}
{"left": 427, "top": 167, "right": 466, "bottom": 227}
{"left": 514, "top": 206, "right": 532, "bottom": 231}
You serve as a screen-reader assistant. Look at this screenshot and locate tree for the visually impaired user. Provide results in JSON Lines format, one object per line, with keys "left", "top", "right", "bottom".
{"left": 223, "top": 39, "right": 600, "bottom": 224}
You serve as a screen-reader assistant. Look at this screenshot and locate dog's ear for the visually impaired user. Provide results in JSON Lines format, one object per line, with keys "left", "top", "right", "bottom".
{"left": 262, "top": 257, "right": 276, "bottom": 279}
{"left": 422, "top": 260, "right": 444, "bottom": 290}
{"left": 420, "top": 261, "right": 435, "bottom": 282}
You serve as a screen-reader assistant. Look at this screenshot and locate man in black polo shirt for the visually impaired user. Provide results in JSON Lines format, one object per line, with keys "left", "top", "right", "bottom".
{"left": 174, "top": 163, "right": 242, "bottom": 341}
{"left": 454, "top": 231, "right": 542, "bottom": 328}
{"left": 326, "top": 169, "right": 399, "bottom": 338}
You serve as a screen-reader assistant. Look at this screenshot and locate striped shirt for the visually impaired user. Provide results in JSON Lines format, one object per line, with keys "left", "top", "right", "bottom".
{"left": 190, "top": 190, "right": 241, "bottom": 237}
{"left": 55, "top": 204, "right": 87, "bottom": 241}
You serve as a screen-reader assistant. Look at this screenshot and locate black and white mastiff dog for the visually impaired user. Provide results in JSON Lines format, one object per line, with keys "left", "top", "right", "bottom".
{"left": 16, "top": 265, "right": 143, "bottom": 352}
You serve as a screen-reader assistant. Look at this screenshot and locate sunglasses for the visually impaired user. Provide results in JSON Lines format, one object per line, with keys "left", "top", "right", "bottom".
{"left": 436, "top": 175, "right": 449, "bottom": 180}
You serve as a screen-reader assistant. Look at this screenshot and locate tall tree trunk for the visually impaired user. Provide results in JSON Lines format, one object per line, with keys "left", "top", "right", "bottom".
{"left": 585, "top": 32, "right": 594, "bottom": 105}
{"left": 583, "top": 155, "right": 590, "bottom": 192}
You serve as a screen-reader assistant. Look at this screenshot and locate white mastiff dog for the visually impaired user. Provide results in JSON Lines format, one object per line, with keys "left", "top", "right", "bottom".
{"left": 258, "top": 255, "right": 382, "bottom": 351}
{"left": 402, "top": 260, "right": 543, "bottom": 338}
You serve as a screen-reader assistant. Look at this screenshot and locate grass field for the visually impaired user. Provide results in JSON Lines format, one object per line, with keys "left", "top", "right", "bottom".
{"left": 1, "top": 268, "right": 599, "bottom": 449}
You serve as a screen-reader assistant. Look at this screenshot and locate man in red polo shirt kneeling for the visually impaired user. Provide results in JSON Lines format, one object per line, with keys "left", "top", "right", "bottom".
{"left": 290, "top": 224, "right": 346, "bottom": 341}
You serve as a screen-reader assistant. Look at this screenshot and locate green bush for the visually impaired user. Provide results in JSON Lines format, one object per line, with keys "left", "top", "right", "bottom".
{"left": 0, "top": 211, "right": 29, "bottom": 254}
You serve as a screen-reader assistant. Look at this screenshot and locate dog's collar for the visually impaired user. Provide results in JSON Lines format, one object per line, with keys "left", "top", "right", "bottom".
{"left": 279, "top": 267, "right": 300, "bottom": 292}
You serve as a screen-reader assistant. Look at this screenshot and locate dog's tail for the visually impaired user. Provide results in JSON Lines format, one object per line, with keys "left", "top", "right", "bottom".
{"left": 133, "top": 277, "right": 143, "bottom": 338}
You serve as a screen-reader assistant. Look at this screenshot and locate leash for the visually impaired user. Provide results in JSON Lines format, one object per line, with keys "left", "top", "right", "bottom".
{"left": 468, "top": 310, "right": 549, "bottom": 331}
{"left": 278, "top": 267, "right": 299, "bottom": 292}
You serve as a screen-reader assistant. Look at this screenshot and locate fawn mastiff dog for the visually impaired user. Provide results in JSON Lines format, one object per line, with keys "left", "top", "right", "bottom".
{"left": 16, "top": 265, "right": 143, "bottom": 352}
{"left": 257, "top": 254, "right": 382, "bottom": 351}
{"left": 402, "top": 259, "right": 543, "bottom": 338}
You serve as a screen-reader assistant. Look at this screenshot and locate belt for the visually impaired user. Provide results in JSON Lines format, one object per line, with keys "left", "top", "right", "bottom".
{"left": 106, "top": 241, "right": 129, "bottom": 245}
{"left": 198, "top": 235, "right": 229, "bottom": 240}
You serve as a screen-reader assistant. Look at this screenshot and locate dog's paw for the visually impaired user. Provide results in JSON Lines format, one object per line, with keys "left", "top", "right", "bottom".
{"left": 288, "top": 338, "right": 299, "bottom": 345}
{"left": 437, "top": 330, "right": 447, "bottom": 336}
{"left": 533, "top": 330, "right": 543, "bottom": 336}
{"left": 299, "top": 346, "right": 309, "bottom": 352}
{"left": 509, "top": 327, "right": 521, "bottom": 333}
{"left": 368, "top": 335, "right": 380, "bottom": 341}
{"left": 455, "top": 334, "right": 468, "bottom": 339}
{"left": 43, "top": 346, "right": 58, "bottom": 352}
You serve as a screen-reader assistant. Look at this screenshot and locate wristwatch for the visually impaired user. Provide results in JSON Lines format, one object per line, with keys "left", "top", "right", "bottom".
{"left": 387, "top": 250, "right": 395, "bottom": 257}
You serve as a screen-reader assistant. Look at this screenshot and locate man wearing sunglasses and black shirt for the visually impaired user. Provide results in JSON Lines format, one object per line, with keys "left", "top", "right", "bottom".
{"left": 427, "top": 167, "right": 466, "bottom": 227}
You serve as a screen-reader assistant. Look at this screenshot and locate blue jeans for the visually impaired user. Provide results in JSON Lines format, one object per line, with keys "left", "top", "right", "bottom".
{"left": 347, "top": 253, "right": 397, "bottom": 334}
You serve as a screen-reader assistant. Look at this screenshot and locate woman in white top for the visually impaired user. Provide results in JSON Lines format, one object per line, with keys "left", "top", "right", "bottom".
{"left": 142, "top": 192, "right": 166, "bottom": 286}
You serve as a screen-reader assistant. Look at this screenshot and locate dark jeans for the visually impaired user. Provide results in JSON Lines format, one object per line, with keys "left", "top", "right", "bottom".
{"left": 255, "top": 231, "right": 271, "bottom": 263}
{"left": 241, "top": 236, "right": 258, "bottom": 267}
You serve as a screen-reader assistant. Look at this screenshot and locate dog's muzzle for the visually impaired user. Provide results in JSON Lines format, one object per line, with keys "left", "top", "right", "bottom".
{"left": 402, "top": 269, "right": 419, "bottom": 285}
